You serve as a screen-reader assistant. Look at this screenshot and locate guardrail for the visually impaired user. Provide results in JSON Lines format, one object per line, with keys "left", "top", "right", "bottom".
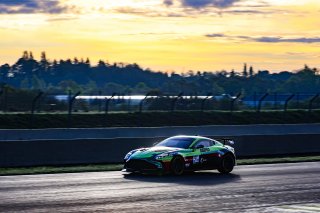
{"left": 0, "top": 123, "right": 319, "bottom": 141}
{"left": 1, "top": 134, "right": 320, "bottom": 167}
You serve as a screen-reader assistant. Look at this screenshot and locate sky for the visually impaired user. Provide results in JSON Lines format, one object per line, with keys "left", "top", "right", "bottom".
{"left": 0, "top": 0, "right": 319, "bottom": 73}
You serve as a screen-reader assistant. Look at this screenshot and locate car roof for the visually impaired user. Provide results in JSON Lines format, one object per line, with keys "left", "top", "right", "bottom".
{"left": 168, "top": 135, "right": 212, "bottom": 141}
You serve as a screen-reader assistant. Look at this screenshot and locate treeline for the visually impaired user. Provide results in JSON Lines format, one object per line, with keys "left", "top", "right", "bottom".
{"left": 0, "top": 51, "right": 319, "bottom": 95}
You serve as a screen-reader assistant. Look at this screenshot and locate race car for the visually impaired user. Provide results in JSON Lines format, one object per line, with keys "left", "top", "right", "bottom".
{"left": 122, "top": 135, "right": 236, "bottom": 175}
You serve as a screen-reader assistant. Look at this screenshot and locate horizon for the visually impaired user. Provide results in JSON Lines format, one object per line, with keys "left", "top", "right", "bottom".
{"left": 0, "top": 0, "right": 320, "bottom": 73}
{"left": 0, "top": 50, "right": 314, "bottom": 74}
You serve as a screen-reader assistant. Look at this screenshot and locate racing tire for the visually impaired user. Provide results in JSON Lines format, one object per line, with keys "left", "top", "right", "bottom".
{"left": 170, "top": 156, "right": 185, "bottom": 175}
{"left": 218, "top": 154, "right": 235, "bottom": 174}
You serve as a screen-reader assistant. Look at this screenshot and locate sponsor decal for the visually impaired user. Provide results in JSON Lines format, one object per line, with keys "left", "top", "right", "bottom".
{"left": 185, "top": 156, "right": 193, "bottom": 162}
{"left": 201, "top": 158, "right": 207, "bottom": 163}
{"left": 193, "top": 156, "right": 200, "bottom": 164}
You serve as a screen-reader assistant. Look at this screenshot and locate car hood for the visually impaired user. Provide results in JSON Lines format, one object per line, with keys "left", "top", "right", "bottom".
{"left": 130, "top": 146, "right": 182, "bottom": 159}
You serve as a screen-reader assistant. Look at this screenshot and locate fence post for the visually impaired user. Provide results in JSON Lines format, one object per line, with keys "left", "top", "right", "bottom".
{"left": 296, "top": 93, "right": 300, "bottom": 109}
{"left": 68, "top": 91, "right": 81, "bottom": 127}
{"left": 257, "top": 93, "right": 269, "bottom": 112}
{"left": 98, "top": 90, "right": 102, "bottom": 112}
{"left": 3, "top": 85, "right": 8, "bottom": 113}
{"left": 127, "top": 93, "right": 132, "bottom": 112}
{"left": 139, "top": 92, "right": 153, "bottom": 113}
{"left": 30, "top": 91, "right": 44, "bottom": 129}
{"left": 309, "top": 93, "right": 319, "bottom": 112}
{"left": 0, "top": 89, "right": 3, "bottom": 113}
{"left": 201, "top": 93, "right": 212, "bottom": 111}
{"left": 254, "top": 92, "right": 257, "bottom": 111}
{"left": 171, "top": 92, "right": 183, "bottom": 112}
{"left": 284, "top": 94, "right": 295, "bottom": 112}
{"left": 31, "top": 91, "right": 44, "bottom": 114}
{"left": 274, "top": 92, "right": 278, "bottom": 110}
{"left": 230, "top": 92, "right": 242, "bottom": 113}
{"left": 105, "top": 93, "right": 116, "bottom": 114}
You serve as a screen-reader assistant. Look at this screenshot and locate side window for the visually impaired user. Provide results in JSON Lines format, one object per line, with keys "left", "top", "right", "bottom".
{"left": 195, "top": 140, "right": 213, "bottom": 148}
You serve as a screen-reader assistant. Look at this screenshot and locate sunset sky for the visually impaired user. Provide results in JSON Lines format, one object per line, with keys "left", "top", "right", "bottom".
{"left": 0, "top": 0, "right": 319, "bottom": 73}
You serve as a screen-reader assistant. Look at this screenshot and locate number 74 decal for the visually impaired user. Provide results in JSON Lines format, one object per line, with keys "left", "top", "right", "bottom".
{"left": 193, "top": 156, "right": 200, "bottom": 164}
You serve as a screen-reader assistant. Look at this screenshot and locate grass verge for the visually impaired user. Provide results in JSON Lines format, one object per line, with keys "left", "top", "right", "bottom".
{"left": 237, "top": 155, "right": 320, "bottom": 165}
{"left": 1, "top": 156, "right": 320, "bottom": 176}
{"left": 0, "top": 164, "right": 123, "bottom": 176}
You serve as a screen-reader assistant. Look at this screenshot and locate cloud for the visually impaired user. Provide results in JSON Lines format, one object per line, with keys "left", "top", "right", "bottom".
{"left": 47, "top": 17, "right": 77, "bottom": 22}
{"left": 113, "top": 7, "right": 187, "bottom": 18}
{"left": 164, "top": 0, "right": 240, "bottom": 8}
{"left": 206, "top": 33, "right": 226, "bottom": 37}
{"left": 164, "top": 0, "right": 174, "bottom": 6}
{"left": 183, "top": 0, "right": 240, "bottom": 8}
{"left": 0, "top": 0, "right": 68, "bottom": 14}
{"left": 161, "top": 0, "right": 277, "bottom": 15}
{"left": 253, "top": 37, "right": 320, "bottom": 43}
{"left": 205, "top": 34, "right": 320, "bottom": 43}
{"left": 225, "top": 9, "right": 272, "bottom": 14}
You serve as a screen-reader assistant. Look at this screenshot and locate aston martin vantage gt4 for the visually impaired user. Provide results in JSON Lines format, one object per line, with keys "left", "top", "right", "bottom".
{"left": 122, "top": 135, "right": 236, "bottom": 175}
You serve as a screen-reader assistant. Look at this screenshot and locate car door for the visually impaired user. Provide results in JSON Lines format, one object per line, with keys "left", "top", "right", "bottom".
{"left": 192, "top": 139, "right": 214, "bottom": 169}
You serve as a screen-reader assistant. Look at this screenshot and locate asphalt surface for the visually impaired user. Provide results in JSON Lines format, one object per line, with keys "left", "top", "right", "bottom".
{"left": 0, "top": 162, "right": 320, "bottom": 213}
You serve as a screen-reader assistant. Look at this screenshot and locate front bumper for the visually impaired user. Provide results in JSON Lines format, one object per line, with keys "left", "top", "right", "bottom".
{"left": 123, "top": 159, "right": 164, "bottom": 174}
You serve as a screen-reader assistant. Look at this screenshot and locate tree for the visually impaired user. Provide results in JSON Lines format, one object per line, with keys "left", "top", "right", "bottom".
{"left": 32, "top": 75, "right": 46, "bottom": 90}
{"left": 39, "top": 51, "right": 50, "bottom": 76}
{"left": 0, "top": 64, "right": 10, "bottom": 83}
{"left": 20, "top": 78, "right": 30, "bottom": 89}
{"left": 230, "top": 69, "right": 235, "bottom": 78}
{"left": 132, "top": 82, "right": 151, "bottom": 94}
{"left": 243, "top": 63, "right": 248, "bottom": 78}
{"left": 29, "top": 51, "right": 34, "bottom": 60}
{"left": 73, "top": 57, "right": 79, "bottom": 64}
{"left": 84, "top": 80, "right": 98, "bottom": 93}
{"left": 249, "top": 66, "right": 254, "bottom": 77}
{"left": 212, "top": 82, "right": 224, "bottom": 95}
{"left": 97, "top": 60, "right": 106, "bottom": 68}
{"left": 104, "top": 82, "right": 126, "bottom": 94}
{"left": 58, "top": 80, "right": 82, "bottom": 93}
{"left": 85, "top": 58, "right": 90, "bottom": 65}
{"left": 22, "top": 51, "right": 29, "bottom": 60}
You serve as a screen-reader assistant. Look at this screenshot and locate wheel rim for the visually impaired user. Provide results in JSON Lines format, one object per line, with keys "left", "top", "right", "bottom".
{"left": 223, "top": 156, "right": 234, "bottom": 172}
{"left": 172, "top": 158, "right": 184, "bottom": 175}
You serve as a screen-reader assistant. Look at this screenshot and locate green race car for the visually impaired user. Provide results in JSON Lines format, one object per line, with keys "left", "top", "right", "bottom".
{"left": 122, "top": 135, "right": 236, "bottom": 175}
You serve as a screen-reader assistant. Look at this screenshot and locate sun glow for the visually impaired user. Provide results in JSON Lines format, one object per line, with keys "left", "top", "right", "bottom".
{"left": 0, "top": 0, "right": 319, "bottom": 72}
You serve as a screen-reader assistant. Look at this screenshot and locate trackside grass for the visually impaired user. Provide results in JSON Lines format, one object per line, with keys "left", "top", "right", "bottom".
{"left": 1, "top": 155, "right": 320, "bottom": 176}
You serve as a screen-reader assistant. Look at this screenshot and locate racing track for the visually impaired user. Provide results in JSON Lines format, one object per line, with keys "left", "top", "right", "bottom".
{"left": 0, "top": 162, "right": 320, "bottom": 213}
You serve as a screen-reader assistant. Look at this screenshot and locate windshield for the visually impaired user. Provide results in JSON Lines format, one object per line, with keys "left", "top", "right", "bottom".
{"left": 155, "top": 137, "right": 195, "bottom": 149}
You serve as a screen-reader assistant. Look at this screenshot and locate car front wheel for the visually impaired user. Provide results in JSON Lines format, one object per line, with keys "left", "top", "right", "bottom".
{"left": 170, "top": 156, "right": 185, "bottom": 175}
{"left": 218, "top": 154, "right": 235, "bottom": 174}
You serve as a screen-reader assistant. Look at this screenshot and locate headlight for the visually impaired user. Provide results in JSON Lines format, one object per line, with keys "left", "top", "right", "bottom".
{"left": 155, "top": 153, "right": 170, "bottom": 160}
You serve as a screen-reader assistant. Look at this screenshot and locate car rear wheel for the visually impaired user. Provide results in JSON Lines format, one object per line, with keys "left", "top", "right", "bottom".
{"left": 171, "top": 156, "right": 185, "bottom": 175}
{"left": 218, "top": 154, "right": 235, "bottom": 174}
